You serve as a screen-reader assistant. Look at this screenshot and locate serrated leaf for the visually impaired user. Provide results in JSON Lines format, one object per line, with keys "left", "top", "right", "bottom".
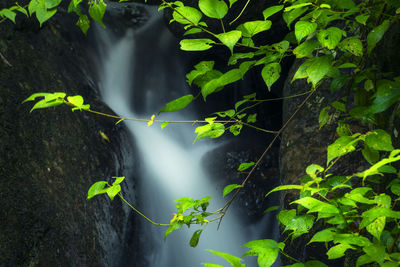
{"left": 159, "top": 94, "right": 194, "bottom": 113}
{"left": 198, "top": 0, "right": 228, "bottom": 19}
{"left": 262, "top": 62, "right": 281, "bottom": 90}
{"left": 223, "top": 184, "right": 242, "bottom": 198}
{"left": 367, "top": 20, "right": 390, "bottom": 55}
{"left": 293, "top": 40, "right": 319, "bottom": 58}
{"left": 216, "top": 30, "right": 242, "bottom": 54}
{"left": 180, "top": 39, "right": 215, "bottom": 51}
{"left": 295, "top": 21, "right": 317, "bottom": 43}
{"left": 263, "top": 5, "right": 284, "bottom": 20}
{"left": 237, "top": 161, "right": 255, "bottom": 171}
{"left": 173, "top": 6, "right": 202, "bottom": 25}
{"left": 237, "top": 20, "right": 272, "bottom": 38}
{"left": 87, "top": 181, "right": 108, "bottom": 200}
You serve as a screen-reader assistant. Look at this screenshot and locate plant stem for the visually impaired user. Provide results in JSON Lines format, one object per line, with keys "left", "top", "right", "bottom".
{"left": 229, "top": 0, "right": 250, "bottom": 25}
{"left": 118, "top": 193, "right": 170, "bottom": 226}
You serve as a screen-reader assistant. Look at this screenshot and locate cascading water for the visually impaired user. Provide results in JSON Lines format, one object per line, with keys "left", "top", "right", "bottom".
{"left": 95, "top": 6, "right": 276, "bottom": 266}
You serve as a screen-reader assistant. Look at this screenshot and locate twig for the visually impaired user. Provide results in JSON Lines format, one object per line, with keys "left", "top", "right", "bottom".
{"left": 218, "top": 88, "right": 317, "bottom": 228}
{"left": 0, "top": 51, "right": 12, "bottom": 67}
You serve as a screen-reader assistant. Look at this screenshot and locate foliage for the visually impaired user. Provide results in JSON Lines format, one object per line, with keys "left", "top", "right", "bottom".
{"left": 9, "top": 0, "right": 400, "bottom": 266}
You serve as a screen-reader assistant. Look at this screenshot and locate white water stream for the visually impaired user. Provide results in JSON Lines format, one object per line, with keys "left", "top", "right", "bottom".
{"left": 95, "top": 8, "right": 269, "bottom": 266}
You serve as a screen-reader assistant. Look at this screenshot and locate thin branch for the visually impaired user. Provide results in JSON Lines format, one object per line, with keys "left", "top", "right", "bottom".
{"left": 229, "top": 0, "right": 251, "bottom": 25}
{"left": 0, "top": 51, "right": 12, "bottom": 67}
{"left": 218, "top": 88, "right": 317, "bottom": 227}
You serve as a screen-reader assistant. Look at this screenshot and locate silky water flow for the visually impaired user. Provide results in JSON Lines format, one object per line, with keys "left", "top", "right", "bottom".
{"left": 95, "top": 7, "right": 276, "bottom": 267}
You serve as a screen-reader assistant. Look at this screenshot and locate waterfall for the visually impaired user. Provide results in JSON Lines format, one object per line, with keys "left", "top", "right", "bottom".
{"left": 94, "top": 6, "right": 274, "bottom": 267}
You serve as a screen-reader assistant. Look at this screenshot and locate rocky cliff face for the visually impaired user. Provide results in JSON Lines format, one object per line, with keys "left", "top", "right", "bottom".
{"left": 0, "top": 2, "right": 142, "bottom": 266}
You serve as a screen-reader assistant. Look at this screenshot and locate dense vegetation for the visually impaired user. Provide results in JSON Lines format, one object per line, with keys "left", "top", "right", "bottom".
{"left": 2, "top": 0, "right": 400, "bottom": 266}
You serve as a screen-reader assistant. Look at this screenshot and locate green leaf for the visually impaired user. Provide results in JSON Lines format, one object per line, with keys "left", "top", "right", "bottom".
{"left": 356, "top": 254, "right": 374, "bottom": 267}
{"left": 266, "top": 185, "right": 303, "bottom": 197}
{"left": 292, "top": 197, "right": 340, "bottom": 214}
{"left": 180, "top": 39, "right": 215, "bottom": 51}
{"left": 366, "top": 217, "right": 385, "bottom": 241}
{"left": 23, "top": 92, "right": 54, "bottom": 103}
{"left": 173, "top": 6, "right": 202, "bottom": 25}
{"left": 229, "top": 123, "right": 243, "bottom": 136}
{"left": 67, "top": 95, "right": 84, "bottom": 106}
{"left": 339, "top": 37, "right": 363, "bottom": 57}
{"left": 295, "top": 21, "right": 317, "bottom": 43}
{"left": 186, "top": 61, "right": 215, "bottom": 86}
{"left": 327, "top": 244, "right": 355, "bottom": 259}
{"left": 228, "top": 52, "right": 254, "bottom": 65}
{"left": 193, "top": 123, "right": 225, "bottom": 143}
{"left": 355, "top": 14, "right": 369, "bottom": 25}
{"left": 223, "top": 184, "right": 242, "bottom": 198}
{"left": 76, "top": 14, "right": 90, "bottom": 34}
{"left": 319, "top": 106, "right": 329, "bottom": 129}
{"left": 190, "top": 229, "right": 203, "bottom": 247}
{"left": 293, "top": 40, "right": 319, "bottom": 58}
{"left": 202, "top": 263, "right": 224, "bottom": 267}
{"left": 216, "top": 30, "right": 242, "bottom": 54}
{"left": 309, "top": 228, "right": 336, "bottom": 243}
{"left": 362, "top": 145, "right": 380, "bottom": 165}
{"left": 264, "top": 206, "right": 279, "bottom": 213}
{"left": 161, "top": 122, "right": 169, "bottom": 129}
{"left": 87, "top": 181, "right": 108, "bottom": 200}
{"left": 237, "top": 20, "right": 272, "bottom": 38}
{"left": 277, "top": 209, "right": 296, "bottom": 226}
{"left": 363, "top": 244, "right": 386, "bottom": 264}
{"left": 283, "top": 7, "right": 308, "bottom": 28}
{"left": 292, "top": 59, "right": 313, "bottom": 82}
{"left": 317, "top": 27, "right": 344, "bottom": 50}
{"left": 164, "top": 221, "right": 184, "bottom": 240}
{"left": 106, "top": 184, "right": 121, "bottom": 201}
{"left": 327, "top": 135, "right": 358, "bottom": 165}
{"left": 159, "top": 94, "right": 194, "bottom": 113}
{"left": 306, "top": 56, "right": 332, "bottom": 87}
{"left": 242, "top": 239, "right": 281, "bottom": 267}
{"left": 262, "top": 62, "right": 281, "bottom": 90}
{"left": 184, "top": 27, "right": 203, "bottom": 36}
{"left": 365, "top": 129, "right": 394, "bottom": 151}
{"left": 273, "top": 40, "right": 290, "bottom": 54}
{"left": 237, "top": 161, "right": 255, "bottom": 171}
{"left": 367, "top": 20, "right": 390, "bottom": 55}
{"left": 198, "top": 0, "right": 228, "bottom": 19}
{"left": 30, "top": 97, "right": 64, "bottom": 112}
{"left": 89, "top": 0, "right": 106, "bottom": 28}
{"left": 284, "top": 3, "right": 312, "bottom": 12}
{"left": 228, "top": 0, "right": 238, "bottom": 8}
{"left": 0, "top": 9, "right": 16, "bottom": 23}
{"left": 112, "top": 176, "right": 125, "bottom": 185}
{"left": 9, "top": 5, "right": 28, "bottom": 16}
{"left": 368, "top": 80, "right": 400, "bottom": 114}
{"left": 391, "top": 184, "right": 400, "bottom": 196}
{"left": 262, "top": 5, "right": 284, "bottom": 20}
{"left": 36, "top": 5, "right": 57, "bottom": 27}
{"left": 247, "top": 113, "right": 257, "bottom": 123}
{"left": 206, "top": 249, "right": 244, "bottom": 267}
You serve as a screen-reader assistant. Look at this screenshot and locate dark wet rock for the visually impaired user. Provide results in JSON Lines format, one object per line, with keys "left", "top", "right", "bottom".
{"left": 0, "top": 2, "right": 139, "bottom": 266}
